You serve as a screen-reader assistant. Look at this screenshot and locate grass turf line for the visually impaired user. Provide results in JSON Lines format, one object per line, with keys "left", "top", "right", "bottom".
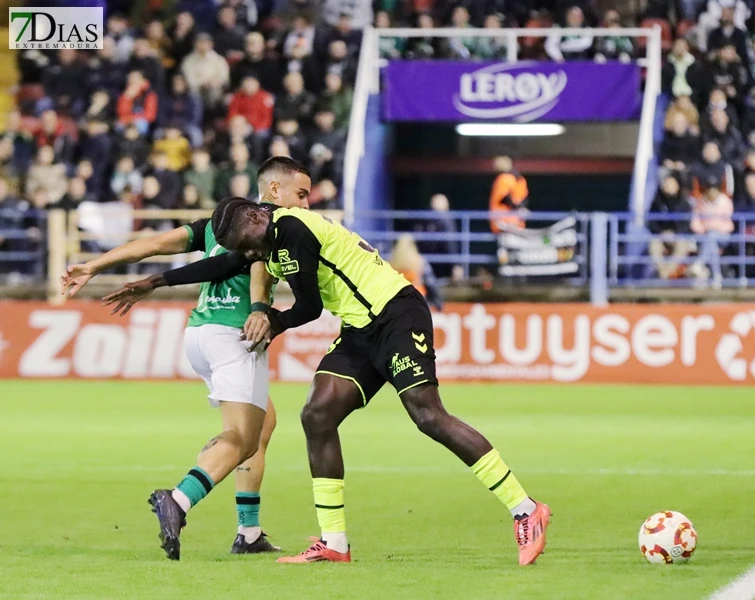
{"left": 0, "top": 381, "right": 754, "bottom": 600}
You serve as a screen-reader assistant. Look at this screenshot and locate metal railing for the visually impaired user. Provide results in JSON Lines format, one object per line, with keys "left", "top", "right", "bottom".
{"left": 4, "top": 208, "right": 755, "bottom": 303}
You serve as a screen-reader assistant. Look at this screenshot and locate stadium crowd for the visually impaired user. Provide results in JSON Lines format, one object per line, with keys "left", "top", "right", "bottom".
{"left": 3, "top": 0, "right": 755, "bottom": 284}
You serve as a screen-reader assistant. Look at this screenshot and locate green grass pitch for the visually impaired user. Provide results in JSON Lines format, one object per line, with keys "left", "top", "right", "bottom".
{"left": 1, "top": 381, "right": 754, "bottom": 599}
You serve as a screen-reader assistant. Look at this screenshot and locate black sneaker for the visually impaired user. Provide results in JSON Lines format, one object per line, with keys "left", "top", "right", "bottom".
{"left": 231, "top": 532, "right": 281, "bottom": 554}
{"left": 148, "top": 489, "right": 186, "bottom": 561}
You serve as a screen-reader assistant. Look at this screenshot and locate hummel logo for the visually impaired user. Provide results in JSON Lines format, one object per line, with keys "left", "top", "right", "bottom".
{"left": 411, "top": 332, "right": 425, "bottom": 342}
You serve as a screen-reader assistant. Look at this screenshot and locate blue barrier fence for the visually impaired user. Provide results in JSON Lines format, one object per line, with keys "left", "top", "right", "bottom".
{"left": 0, "top": 208, "right": 47, "bottom": 282}
{"left": 3, "top": 209, "right": 755, "bottom": 302}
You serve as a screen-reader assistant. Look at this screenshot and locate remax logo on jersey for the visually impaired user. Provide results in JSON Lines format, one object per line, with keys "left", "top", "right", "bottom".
{"left": 9, "top": 7, "right": 104, "bottom": 50}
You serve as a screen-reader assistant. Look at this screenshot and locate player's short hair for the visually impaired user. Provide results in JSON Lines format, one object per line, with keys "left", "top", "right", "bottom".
{"left": 213, "top": 196, "right": 251, "bottom": 247}
{"left": 257, "top": 156, "right": 310, "bottom": 182}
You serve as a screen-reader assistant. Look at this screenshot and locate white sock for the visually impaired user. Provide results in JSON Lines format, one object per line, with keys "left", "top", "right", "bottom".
{"left": 321, "top": 532, "right": 348, "bottom": 554}
{"left": 171, "top": 488, "right": 192, "bottom": 513}
{"left": 238, "top": 525, "right": 261, "bottom": 543}
{"left": 510, "top": 497, "right": 537, "bottom": 519}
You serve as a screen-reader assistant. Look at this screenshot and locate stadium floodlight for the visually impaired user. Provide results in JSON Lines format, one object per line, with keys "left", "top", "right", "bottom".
{"left": 455, "top": 123, "right": 566, "bottom": 137}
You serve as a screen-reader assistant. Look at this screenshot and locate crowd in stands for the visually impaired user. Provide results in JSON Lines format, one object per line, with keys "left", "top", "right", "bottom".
{"left": 651, "top": 0, "right": 755, "bottom": 283}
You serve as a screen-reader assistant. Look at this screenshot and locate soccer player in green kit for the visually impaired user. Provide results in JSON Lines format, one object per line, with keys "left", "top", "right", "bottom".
{"left": 60, "top": 157, "right": 311, "bottom": 560}
{"left": 126, "top": 195, "right": 552, "bottom": 566}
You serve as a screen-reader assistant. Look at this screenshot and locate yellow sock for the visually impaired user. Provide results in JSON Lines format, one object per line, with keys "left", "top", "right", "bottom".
{"left": 471, "top": 449, "right": 528, "bottom": 510}
{"left": 313, "top": 478, "right": 346, "bottom": 534}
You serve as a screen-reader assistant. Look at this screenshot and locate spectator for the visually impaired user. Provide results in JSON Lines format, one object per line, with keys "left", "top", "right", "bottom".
{"left": 116, "top": 71, "right": 158, "bottom": 136}
{"left": 702, "top": 44, "right": 749, "bottom": 104}
{"left": 182, "top": 33, "right": 231, "bottom": 111}
{"left": 184, "top": 148, "right": 217, "bottom": 209}
{"left": 232, "top": 32, "right": 282, "bottom": 94}
{"left": 25, "top": 145, "right": 68, "bottom": 207}
{"left": 698, "top": 0, "right": 751, "bottom": 51}
{"left": 741, "top": 87, "right": 755, "bottom": 134}
{"left": 107, "top": 13, "right": 135, "bottom": 64}
{"left": 17, "top": 49, "right": 49, "bottom": 85}
{"left": 215, "top": 143, "right": 258, "bottom": 198}
{"left": 80, "top": 119, "right": 113, "bottom": 198}
{"left": 229, "top": 173, "right": 252, "bottom": 198}
{"left": 161, "top": 74, "right": 203, "bottom": 147}
{"left": 690, "top": 175, "right": 735, "bottom": 284}
{"left": 84, "top": 89, "right": 115, "bottom": 122}
{"left": 308, "top": 178, "right": 339, "bottom": 209}
{"left": 322, "top": 72, "right": 353, "bottom": 130}
{"left": 648, "top": 175, "right": 694, "bottom": 280}
{"left": 176, "top": 0, "right": 217, "bottom": 31}
{"left": 0, "top": 179, "right": 26, "bottom": 262}
{"left": 213, "top": 115, "right": 256, "bottom": 164}
{"left": 320, "top": 13, "right": 363, "bottom": 57}
{"left": 283, "top": 14, "right": 316, "bottom": 61}
{"left": 322, "top": 39, "right": 358, "bottom": 87}
{"left": 268, "top": 136, "right": 291, "bottom": 159}
{"left": 227, "top": 75, "right": 275, "bottom": 132}
{"left": 214, "top": 5, "right": 247, "bottom": 60}
{"left": 141, "top": 175, "right": 165, "bottom": 210}
{"left": 147, "top": 152, "right": 183, "bottom": 208}
{"left": 389, "top": 234, "right": 443, "bottom": 310}
{"left": 34, "top": 110, "right": 74, "bottom": 165}
{"left": 475, "top": 13, "right": 509, "bottom": 60}
{"left": 447, "top": 6, "right": 477, "bottom": 59}
{"left": 41, "top": 49, "right": 87, "bottom": 117}
{"left": 661, "top": 112, "right": 699, "bottom": 176}
{"left": 376, "top": 11, "right": 406, "bottom": 59}
{"left": 85, "top": 37, "right": 128, "bottom": 102}
{"left": 170, "top": 12, "right": 198, "bottom": 67}
{"left": 308, "top": 103, "right": 346, "bottom": 186}
{"left": 145, "top": 19, "right": 174, "bottom": 71}
{"left": 0, "top": 137, "right": 20, "bottom": 195}
{"left": 181, "top": 183, "right": 201, "bottom": 209}
{"left": 662, "top": 38, "right": 702, "bottom": 101}
{"left": 224, "top": 0, "right": 258, "bottom": 29}
{"left": 51, "top": 177, "right": 91, "bottom": 211}
{"left": 707, "top": 6, "right": 749, "bottom": 62}
{"left": 692, "top": 141, "right": 734, "bottom": 197}
{"left": 111, "top": 156, "right": 144, "bottom": 197}
{"left": 665, "top": 95, "right": 700, "bottom": 134}
{"left": 545, "top": 6, "right": 593, "bottom": 63}
{"left": 114, "top": 124, "right": 150, "bottom": 167}
{"left": 412, "top": 193, "right": 459, "bottom": 278}
{"left": 703, "top": 109, "right": 744, "bottom": 165}
{"left": 701, "top": 87, "right": 740, "bottom": 132}
{"left": 275, "top": 72, "right": 316, "bottom": 125}
{"left": 489, "top": 155, "right": 529, "bottom": 231}
{"left": 405, "top": 14, "right": 444, "bottom": 60}
{"left": 735, "top": 171, "right": 755, "bottom": 212}
{"left": 322, "top": 0, "right": 373, "bottom": 30}
{"left": 129, "top": 37, "right": 166, "bottom": 96}
{"left": 273, "top": 115, "right": 308, "bottom": 162}
{"left": 593, "top": 10, "right": 634, "bottom": 63}
{"left": 153, "top": 125, "right": 192, "bottom": 171}
{"left": 76, "top": 160, "right": 97, "bottom": 196}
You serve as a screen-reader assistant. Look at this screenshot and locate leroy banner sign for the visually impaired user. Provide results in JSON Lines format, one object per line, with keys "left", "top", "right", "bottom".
{"left": 382, "top": 61, "right": 642, "bottom": 122}
{"left": 1, "top": 302, "right": 755, "bottom": 385}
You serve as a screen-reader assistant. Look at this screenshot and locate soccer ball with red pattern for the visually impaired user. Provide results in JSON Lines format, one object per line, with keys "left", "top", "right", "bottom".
{"left": 638, "top": 511, "right": 698, "bottom": 564}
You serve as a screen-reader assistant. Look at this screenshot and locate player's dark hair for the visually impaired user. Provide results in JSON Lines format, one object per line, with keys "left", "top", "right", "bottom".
{"left": 212, "top": 196, "right": 260, "bottom": 248}
{"left": 257, "top": 156, "right": 310, "bottom": 181}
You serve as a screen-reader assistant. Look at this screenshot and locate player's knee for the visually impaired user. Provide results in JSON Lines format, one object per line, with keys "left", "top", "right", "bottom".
{"left": 300, "top": 400, "right": 334, "bottom": 437}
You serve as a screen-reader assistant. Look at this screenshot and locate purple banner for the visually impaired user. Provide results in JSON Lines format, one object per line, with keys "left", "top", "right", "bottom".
{"left": 383, "top": 61, "right": 641, "bottom": 122}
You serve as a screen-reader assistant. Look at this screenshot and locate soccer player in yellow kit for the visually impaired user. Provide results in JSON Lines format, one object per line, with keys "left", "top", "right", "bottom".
{"left": 110, "top": 164, "right": 552, "bottom": 566}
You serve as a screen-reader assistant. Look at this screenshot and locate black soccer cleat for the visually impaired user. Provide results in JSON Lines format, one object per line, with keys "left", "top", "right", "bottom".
{"left": 230, "top": 532, "right": 281, "bottom": 554}
{"left": 148, "top": 489, "right": 186, "bottom": 561}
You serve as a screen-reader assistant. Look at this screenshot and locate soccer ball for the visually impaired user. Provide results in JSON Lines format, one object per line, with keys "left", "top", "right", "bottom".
{"left": 638, "top": 511, "right": 698, "bottom": 564}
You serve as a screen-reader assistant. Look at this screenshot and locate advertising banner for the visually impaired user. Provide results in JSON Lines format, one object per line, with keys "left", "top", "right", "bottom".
{"left": 497, "top": 217, "right": 579, "bottom": 276}
{"left": 1, "top": 301, "right": 755, "bottom": 385}
{"left": 383, "top": 60, "right": 642, "bottom": 122}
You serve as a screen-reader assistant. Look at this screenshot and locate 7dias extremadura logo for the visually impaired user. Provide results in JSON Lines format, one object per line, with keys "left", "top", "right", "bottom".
{"left": 9, "top": 7, "right": 103, "bottom": 50}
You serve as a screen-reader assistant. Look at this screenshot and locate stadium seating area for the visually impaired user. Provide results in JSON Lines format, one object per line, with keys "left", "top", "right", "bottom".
{"left": 3, "top": 0, "right": 755, "bottom": 285}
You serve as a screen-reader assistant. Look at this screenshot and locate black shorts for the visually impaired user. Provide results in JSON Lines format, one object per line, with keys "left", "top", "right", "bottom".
{"left": 316, "top": 286, "right": 438, "bottom": 404}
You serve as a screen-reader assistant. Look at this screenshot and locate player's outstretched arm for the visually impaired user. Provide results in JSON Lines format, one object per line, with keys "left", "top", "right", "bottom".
{"left": 60, "top": 226, "right": 191, "bottom": 298}
{"left": 102, "top": 251, "right": 253, "bottom": 316}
